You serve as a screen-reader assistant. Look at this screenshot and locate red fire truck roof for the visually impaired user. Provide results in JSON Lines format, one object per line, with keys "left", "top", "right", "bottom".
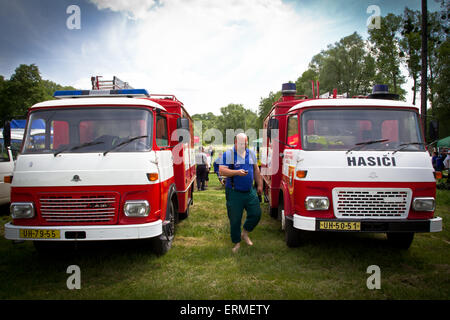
{"left": 289, "top": 98, "right": 418, "bottom": 112}
{"left": 30, "top": 97, "right": 167, "bottom": 111}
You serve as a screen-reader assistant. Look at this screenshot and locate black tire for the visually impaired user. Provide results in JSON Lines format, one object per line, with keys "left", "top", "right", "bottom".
{"left": 151, "top": 200, "right": 176, "bottom": 255}
{"left": 386, "top": 232, "right": 414, "bottom": 249}
{"left": 285, "top": 216, "right": 302, "bottom": 248}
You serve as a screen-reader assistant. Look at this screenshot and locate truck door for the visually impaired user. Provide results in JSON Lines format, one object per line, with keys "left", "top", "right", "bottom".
{"left": 0, "top": 138, "right": 13, "bottom": 205}
{"left": 285, "top": 114, "right": 299, "bottom": 205}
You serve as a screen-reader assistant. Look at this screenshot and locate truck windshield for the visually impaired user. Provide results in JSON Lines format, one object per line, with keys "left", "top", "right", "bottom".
{"left": 22, "top": 107, "right": 153, "bottom": 154}
{"left": 301, "top": 108, "right": 425, "bottom": 152}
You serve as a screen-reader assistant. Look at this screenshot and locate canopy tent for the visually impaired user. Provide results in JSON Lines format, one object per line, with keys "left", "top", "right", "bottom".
{"left": 437, "top": 136, "right": 450, "bottom": 148}
{"left": 11, "top": 119, "right": 45, "bottom": 129}
{"left": 251, "top": 138, "right": 263, "bottom": 146}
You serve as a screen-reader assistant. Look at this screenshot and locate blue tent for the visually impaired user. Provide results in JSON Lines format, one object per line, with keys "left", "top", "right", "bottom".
{"left": 11, "top": 119, "right": 45, "bottom": 129}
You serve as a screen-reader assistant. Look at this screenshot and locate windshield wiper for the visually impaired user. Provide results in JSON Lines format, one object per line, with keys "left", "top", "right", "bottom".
{"left": 346, "top": 139, "right": 389, "bottom": 154}
{"left": 54, "top": 141, "right": 104, "bottom": 157}
{"left": 392, "top": 142, "right": 425, "bottom": 154}
{"left": 103, "top": 135, "right": 148, "bottom": 156}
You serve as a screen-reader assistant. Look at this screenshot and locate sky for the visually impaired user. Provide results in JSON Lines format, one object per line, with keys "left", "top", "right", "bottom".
{"left": 0, "top": 0, "right": 444, "bottom": 116}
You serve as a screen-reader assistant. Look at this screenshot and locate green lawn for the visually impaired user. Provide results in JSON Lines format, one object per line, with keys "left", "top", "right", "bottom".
{"left": 0, "top": 176, "right": 449, "bottom": 300}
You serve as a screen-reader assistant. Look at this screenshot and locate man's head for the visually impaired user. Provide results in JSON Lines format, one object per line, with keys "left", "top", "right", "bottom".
{"left": 235, "top": 133, "right": 248, "bottom": 153}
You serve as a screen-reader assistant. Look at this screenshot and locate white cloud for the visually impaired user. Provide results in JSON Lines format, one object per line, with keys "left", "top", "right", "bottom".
{"left": 66, "top": 0, "right": 345, "bottom": 115}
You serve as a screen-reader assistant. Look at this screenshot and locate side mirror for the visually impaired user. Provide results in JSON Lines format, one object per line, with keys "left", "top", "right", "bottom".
{"left": 176, "top": 118, "right": 190, "bottom": 142}
{"left": 177, "top": 118, "right": 190, "bottom": 130}
{"left": 2, "top": 121, "right": 11, "bottom": 147}
{"left": 429, "top": 120, "right": 439, "bottom": 142}
{"left": 267, "top": 118, "right": 279, "bottom": 139}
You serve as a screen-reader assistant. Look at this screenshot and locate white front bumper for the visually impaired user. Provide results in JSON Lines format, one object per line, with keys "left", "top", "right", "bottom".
{"left": 293, "top": 214, "right": 443, "bottom": 233}
{"left": 4, "top": 220, "right": 162, "bottom": 241}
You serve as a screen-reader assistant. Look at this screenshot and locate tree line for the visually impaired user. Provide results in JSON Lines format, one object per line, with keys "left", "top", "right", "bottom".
{"left": 257, "top": 7, "right": 449, "bottom": 139}
{"left": 0, "top": 64, "right": 75, "bottom": 124}
{"left": 1, "top": 5, "right": 448, "bottom": 141}
{"left": 192, "top": 6, "right": 449, "bottom": 141}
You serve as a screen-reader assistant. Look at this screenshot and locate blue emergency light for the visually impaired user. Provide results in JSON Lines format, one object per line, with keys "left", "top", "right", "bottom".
{"left": 53, "top": 89, "right": 150, "bottom": 99}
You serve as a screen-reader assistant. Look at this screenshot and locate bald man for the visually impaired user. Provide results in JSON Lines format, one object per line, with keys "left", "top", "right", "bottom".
{"left": 219, "top": 133, "right": 263, "bottom": 253}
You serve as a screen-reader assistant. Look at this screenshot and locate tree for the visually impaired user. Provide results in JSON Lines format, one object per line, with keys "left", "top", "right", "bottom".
{"left": 1, "top": 64, "right": 43, "bottom": 122}
{"left": 306, "top": 33, "right": 376, "bottom": 97}
{"left": 433, "top": 37, "right": 450, "bottom": 138}
{"left": 400, "top": 8, "right": 422, "bottom": 105}
{"left": 257, "top": 91, "right": 281, "bottom": 129}
{"left": 219, "top": 103, "right": 258, "bottom": 137}
{"left": 426, "top": 11, "right": 447, "bottom": 109}
{"left": 0, "top": 64, "right": 76, "bottom": 124}
{"left": 368, "top": 13, "right": 406, "bottom": 98}
{"left": 295, "top": 68, "right": 318, "bottom": 97}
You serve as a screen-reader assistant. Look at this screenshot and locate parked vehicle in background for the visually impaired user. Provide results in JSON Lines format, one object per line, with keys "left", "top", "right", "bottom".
{"left": 261, "top": 83, "right": 442, "bottom": 249}
{"left": 1, "top": 122, "right": 25, "bottom": 206}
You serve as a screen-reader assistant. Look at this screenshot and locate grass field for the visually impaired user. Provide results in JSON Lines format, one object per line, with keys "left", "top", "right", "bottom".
{"left": 0, "top": 176, "right": 449, "bottom": 300}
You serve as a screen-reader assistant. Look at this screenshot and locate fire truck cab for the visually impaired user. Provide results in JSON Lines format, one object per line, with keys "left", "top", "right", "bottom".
{"left": 4, "top": 77, "right": 195, "bottom": 254}
{"left": 261, "top": 83, "right": 442, "bottom": 249}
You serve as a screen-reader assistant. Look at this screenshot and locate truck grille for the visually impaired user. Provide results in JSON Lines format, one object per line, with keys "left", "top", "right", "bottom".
{"left": 332, "top": 188, "right": 412, "bottom": 219}
{"left": 38, "top": 193, "right": 119, "bottom": 223}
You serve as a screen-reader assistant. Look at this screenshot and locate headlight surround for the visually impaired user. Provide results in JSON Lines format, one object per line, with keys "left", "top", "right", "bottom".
{"left": 412, "top": 197, "right": 435, "bottom": 212}
{"left": 305, "top": 196, "right": 330, "bottom": 211}
{"left": 124, "top": 200, "right": 150, "bottom": 217}
{"left": 10, "top": 202, "right": 35, "bottom": 219}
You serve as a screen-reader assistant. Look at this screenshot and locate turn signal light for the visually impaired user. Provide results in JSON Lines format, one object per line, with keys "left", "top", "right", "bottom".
{"left": 296, "top": 170, "right": 307, "bottom": 179}
{"left": 4, "top": 175, "right": 13, "bottom": 183}
{"left": 147, "top": 173, "right": 159, "bottom": 181}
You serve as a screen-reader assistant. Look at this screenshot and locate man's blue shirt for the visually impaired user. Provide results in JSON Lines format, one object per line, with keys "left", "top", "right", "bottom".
{"left": 220, "top": 147, "right": 257, "bottom": 192}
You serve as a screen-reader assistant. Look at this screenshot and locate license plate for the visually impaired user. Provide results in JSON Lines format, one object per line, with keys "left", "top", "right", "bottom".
{"left": 319, "top": 221, "right": 361, "bottom": 231}
{"left": 19, "top": 229, "right": 61, "bottom": 239}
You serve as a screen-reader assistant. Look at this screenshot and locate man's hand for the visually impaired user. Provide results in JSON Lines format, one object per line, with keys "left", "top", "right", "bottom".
{"left": 235, "top": 169, "right": 248, "bottom": 176}
{"left": 257, "top": 184, "right": 263, "bottom": 195}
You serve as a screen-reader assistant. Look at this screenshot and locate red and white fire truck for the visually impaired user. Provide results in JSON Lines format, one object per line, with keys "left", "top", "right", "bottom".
{"left": 261, "top": 83, "right": 442, "bottom": 249}
{"left": 4, "top": 77, "right": 195, "bottom": 254}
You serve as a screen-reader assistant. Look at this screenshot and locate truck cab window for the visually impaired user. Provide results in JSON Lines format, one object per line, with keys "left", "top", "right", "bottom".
{"left": 23, "top": 108, "right": 153, "bottom": 154}
{"left": 301, "top": 109, "right": 424, "bottom": 152}
{"left": 156, "top": 115, "right": 168, "bottom": 147}
{"left": 287, "top": 115, "right": 299, "bottom": 146}
{"left": 0, "top": 139, "right": 10, "bottom": 162}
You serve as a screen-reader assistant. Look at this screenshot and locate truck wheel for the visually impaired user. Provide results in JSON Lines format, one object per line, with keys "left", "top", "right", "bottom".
{"left": 151, "top": 200, "right": 176, "bottom": 255}
{"left": 285, "top": 216, "right": 302, "bottom": 247}
{"left": 386, "top": 232, "right": 414, "bottom": 249}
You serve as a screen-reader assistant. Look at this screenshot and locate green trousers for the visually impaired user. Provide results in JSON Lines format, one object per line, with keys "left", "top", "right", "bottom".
{"left": 225, "top": 188, "right": 262, "bottom": 244}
